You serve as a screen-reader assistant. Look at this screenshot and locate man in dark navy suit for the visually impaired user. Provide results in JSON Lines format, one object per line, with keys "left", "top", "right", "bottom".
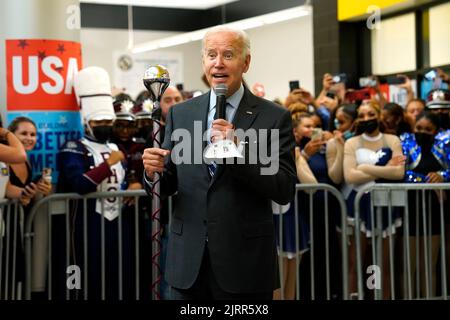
{"left": 143, "top": 26, "right": 297, "bottom": 300}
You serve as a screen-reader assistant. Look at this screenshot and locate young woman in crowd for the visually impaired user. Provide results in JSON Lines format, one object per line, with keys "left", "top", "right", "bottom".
{"left": 1, "top": 117, "right": 51, "bottom": 299}
{"left": 343, "top": 100, "right": 405, "bottom": 299}
{"left": 273, "top": 105, "right": 317, "bottom": 300}
{"left": 326, "top": 103, "right": 358, "bottom": 185}
{"left": 293, "top": 106, "right": 342, "bottom": 299}
{"left": 400, "top": 112, "right": 450, "bottom": 297}
{"left": 0, "top": 120, "right": 27, "bottom": 299}
{"left": 7, "top": 117, "right": 52, "bottom": 205}
{"left": 405, "top": 99, "right": 426, "bottom": 125}
{"left": 381, "top": 102, "right": 414, "bottom": 137}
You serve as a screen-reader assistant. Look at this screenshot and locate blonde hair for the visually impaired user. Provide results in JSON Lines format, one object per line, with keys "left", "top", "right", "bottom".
{"left": 291, "top": 109, "right": 311, "bottom": 129}
{"left": 287, "top": 102, "right": 308, "bottom": 114}
{"left": 359, "top": 99, "right": 381, "bottom": 115}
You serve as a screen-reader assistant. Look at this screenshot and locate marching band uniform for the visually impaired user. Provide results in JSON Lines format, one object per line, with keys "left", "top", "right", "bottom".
{"left": 53, "top": 67, "right": 134, "bottom": 300}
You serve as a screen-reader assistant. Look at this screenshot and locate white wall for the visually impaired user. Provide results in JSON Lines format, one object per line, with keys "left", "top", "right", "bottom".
{"left": 80, "top": 14, "right": 314, "bottom": 101}
{"left": 371, "top": 13, "right": 416, "bottom": 75}
{"left": 429, "top": 2, "right": 450, "bottom": 67}
{"left": 245, "top": 16, "right": 314, "bottom": 100}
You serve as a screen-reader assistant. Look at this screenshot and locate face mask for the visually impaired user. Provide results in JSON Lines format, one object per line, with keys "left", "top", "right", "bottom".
{"left": 137, "top": 126, "right": 152, "bottom": 140}
{"left": 356, "top": 119, "right": 379, "bottom": 135}
{"left": 334, "top": 118, "right": 340, "bottom": 130}
{"left": 415, "top": 132, "right": 434, "bottom": 150}
{"left": 92, "top": 125, "right": 112, "bottom": 143}
{"left": 343, "top": 130, "right": 355, "bottom": 140}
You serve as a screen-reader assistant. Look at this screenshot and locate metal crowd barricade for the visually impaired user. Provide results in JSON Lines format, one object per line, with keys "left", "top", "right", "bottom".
{"left": 274, "top": 183, "right": 349, "bottom": 300}
{"left": 353, "top": 183, "right": 450, "bottom": 300}
{"left": 0, "top": 198, "right": 24, "bottom": 300}
{"left": 23, "top": 190, "right": 150, "bottom": 300}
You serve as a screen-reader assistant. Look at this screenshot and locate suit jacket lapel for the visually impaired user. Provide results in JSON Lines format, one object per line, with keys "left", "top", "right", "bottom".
{"left": 209, "top": 87, "right": 259, "bottom": 186}
{"left": 191, "top": 91, "right": 211, "bottom": 181}
{"left": 232, "top": 87, "right": 259, "bottom": 131}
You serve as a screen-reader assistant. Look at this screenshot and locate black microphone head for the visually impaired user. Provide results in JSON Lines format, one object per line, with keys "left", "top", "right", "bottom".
{"left": 214, "top": 84, "right": 228, "bottom": 97}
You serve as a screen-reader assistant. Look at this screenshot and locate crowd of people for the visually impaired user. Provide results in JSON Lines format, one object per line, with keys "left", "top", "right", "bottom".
{"left": 278, "top": 70, "right": 450, "bottom": 300}
{"left": 1, "top": 25, "right": 450, "bottom": 300}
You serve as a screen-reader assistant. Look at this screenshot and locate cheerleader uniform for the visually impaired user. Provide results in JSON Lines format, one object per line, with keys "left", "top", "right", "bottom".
{"left": 400, "top": 130, "right": 450, "bottom": 235}
{"left": 344, "top": 133, "right": 403, "bottom": 237}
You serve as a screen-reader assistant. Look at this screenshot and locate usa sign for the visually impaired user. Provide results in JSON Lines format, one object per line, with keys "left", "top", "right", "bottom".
{"left": 6, "top": 39, "right": 83, "bottom": 182}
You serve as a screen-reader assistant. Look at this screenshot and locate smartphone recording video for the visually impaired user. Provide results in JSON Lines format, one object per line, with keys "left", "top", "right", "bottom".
{"left": 332, "top": 73, "right": 347, "bottom": 84}
{"left": 289, "top": 80, "right": 300, "bottom": 92}
{"left": 311, "top": 128, "right": 323, "bottom": 141}
{"left": 424, "top": 69, "right": 437, "bottom": 81}
{"left": 326, "top": 91, "right": 336, "bottom": 99}
{"left": 359, "top": 77, "right": 377, "bottom": 88}
{"left": 32, "top": 174, "right": 43, "bottom": 184}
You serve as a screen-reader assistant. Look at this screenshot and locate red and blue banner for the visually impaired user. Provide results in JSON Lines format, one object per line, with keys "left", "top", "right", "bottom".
{"left": 5, "top": 39, "right": 83, "bottom": 181}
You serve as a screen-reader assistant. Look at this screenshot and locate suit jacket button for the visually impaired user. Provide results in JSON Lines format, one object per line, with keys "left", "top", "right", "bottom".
{"left": 203, "top": 219, "right": 207, "bottom": 225}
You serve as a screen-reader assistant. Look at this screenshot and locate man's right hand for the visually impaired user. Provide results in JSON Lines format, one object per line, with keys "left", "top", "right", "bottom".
{"left": 143, "top": 148, "right": 170, "bottom": 177}
{"left": 107, "top": 150, "right": 125, "bottom": 167}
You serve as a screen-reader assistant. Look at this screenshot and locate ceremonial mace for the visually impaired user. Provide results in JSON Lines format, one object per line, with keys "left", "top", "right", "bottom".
{"left": 143, "top": 65, "right": 170, "bottom": 300}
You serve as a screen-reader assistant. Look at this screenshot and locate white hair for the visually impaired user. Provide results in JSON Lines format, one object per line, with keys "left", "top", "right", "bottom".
{"left": 201, "top": 26, "right": 251, "bottom": 58}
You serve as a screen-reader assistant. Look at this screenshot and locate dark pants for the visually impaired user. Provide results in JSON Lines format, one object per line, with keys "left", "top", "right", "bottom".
{"left": 170, "top": 244, "right": 272, "bottom": 300}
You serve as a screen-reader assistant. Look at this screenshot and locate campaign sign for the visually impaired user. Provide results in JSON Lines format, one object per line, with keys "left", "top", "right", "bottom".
{"left": 5, "top": 39, "right": 83, "bottom": 182}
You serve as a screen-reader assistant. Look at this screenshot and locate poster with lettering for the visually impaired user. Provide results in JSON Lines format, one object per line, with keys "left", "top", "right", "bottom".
{"left": 5, "top": 39, "right": 83, "bottom": 182}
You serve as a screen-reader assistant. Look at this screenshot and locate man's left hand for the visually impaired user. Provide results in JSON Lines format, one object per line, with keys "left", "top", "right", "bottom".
{"left": 211, "top": 119, "right": 235, "bottom": 144}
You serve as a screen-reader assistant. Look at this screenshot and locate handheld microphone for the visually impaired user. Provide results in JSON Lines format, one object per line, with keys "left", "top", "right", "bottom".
{"left": 214, "top": 84, "right": 228, "bottom": 120}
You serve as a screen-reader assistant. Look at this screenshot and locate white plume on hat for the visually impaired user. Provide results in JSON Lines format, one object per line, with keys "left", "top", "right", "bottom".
{"left": 142, "top": 99, "right": 154, "bottom": 113}
{"left": 74, "top": 66, "right": 115, "bottom": 123}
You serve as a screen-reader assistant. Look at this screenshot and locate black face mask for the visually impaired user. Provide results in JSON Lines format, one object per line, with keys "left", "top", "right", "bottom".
{"left": 415, "top": 132, "right": 434, "bottom": 150}
{"left": 137, "top": 126, "right": 152, "bottom": 140}
{"left": 356, "top": 119, "right": 379, "bottom": 135}
{"left": 92, "top": 125, "right": 112, "bottom": 143}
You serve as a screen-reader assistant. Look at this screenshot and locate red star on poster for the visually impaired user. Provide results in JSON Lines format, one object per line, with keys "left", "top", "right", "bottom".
{"left": 17, "top": 40, "right": 29, "bottom": 49}
{"left": 38, "top": 51, "right": 46, "bottom": 60}
{"left": 57, "top": 44, "right": 66, "bottom": 54}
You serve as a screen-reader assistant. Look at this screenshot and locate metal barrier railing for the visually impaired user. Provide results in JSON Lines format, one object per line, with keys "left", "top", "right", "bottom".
{"left": 353, "top": 183, "right": 450, "bottom": 300}
{"left": 0, "top": 198, "right": 24, "bottom": 300}
{"left": 274, "top": 183, "right": 349, "bottom": 300}
{"left": 23, "top": 190, "right": 149, "bottom": 300}
{"left": 4, "top": 182, "right": 447, "bottom": 300}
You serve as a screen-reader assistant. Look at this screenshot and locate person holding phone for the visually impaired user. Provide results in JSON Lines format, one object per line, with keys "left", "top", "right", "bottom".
{"left": 393, "top": 75, "right": 415, "bottom": 104}
{"left": 0, "top": 119, "right": 27, "bottom": 299}
{"left": 2, "top": 116, "right": 51, "bottom": 299}
{"left": 7, "top": 117, "right": 52, "bottom": 207}
{"left": 284, "top": 87, "right": 318, "bottom": 110}
{"left": 293, "top": 109, "right": 342, "bottom": 299}
{"left": 326, "top": 104, "right": 358, "bottom": 185}
{"left": 272, "top": 108, "right": 317, "bottom": 300}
